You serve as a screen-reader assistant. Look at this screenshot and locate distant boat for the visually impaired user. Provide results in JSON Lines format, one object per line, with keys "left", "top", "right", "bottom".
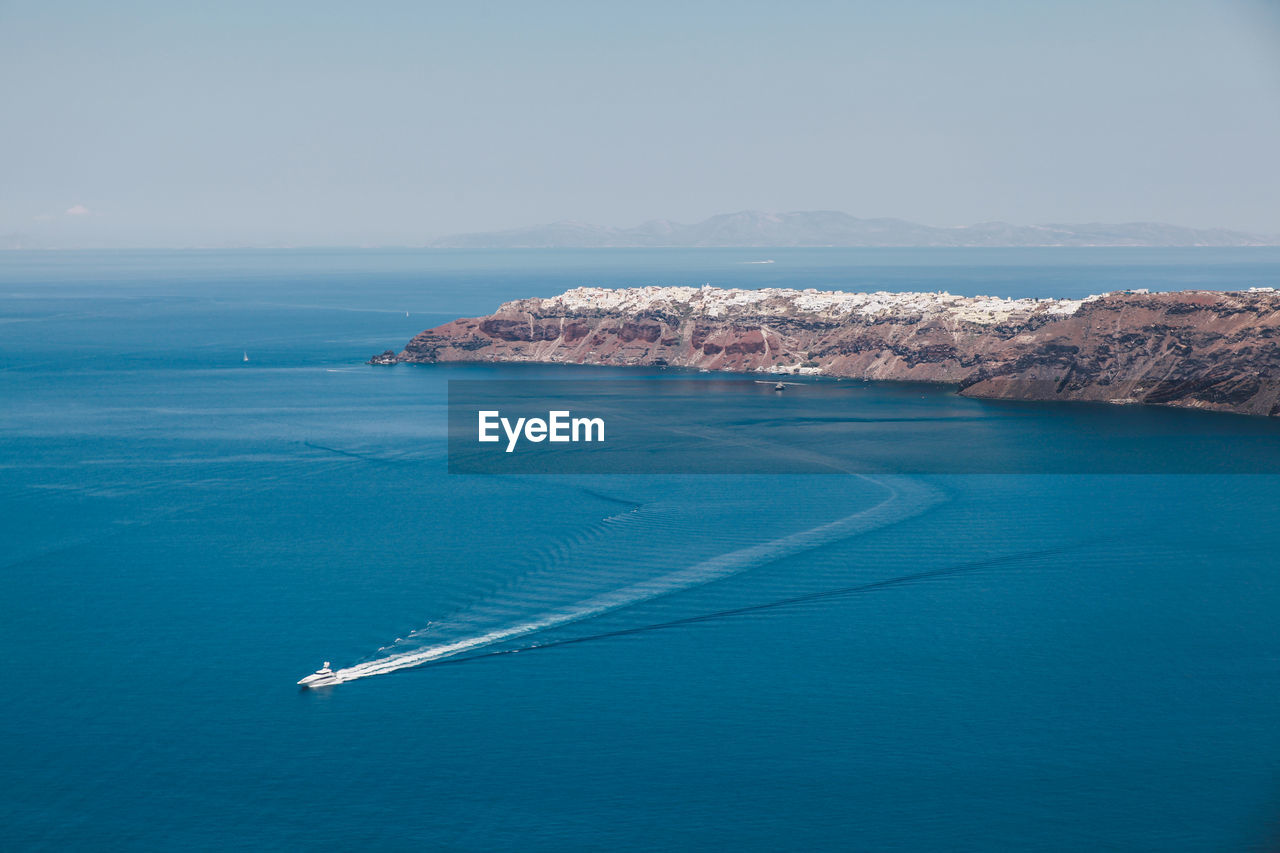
{"left": 405, "top": 311, "right": 410, "bottom": 317}
{"left": 243, "top": 351, "right": 249, "bottom": 363}
{"left": 755, "top": 379, "right": 804, "bottom": 391}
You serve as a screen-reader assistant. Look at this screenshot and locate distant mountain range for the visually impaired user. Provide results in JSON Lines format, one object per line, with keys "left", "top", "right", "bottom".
{"left": 429, "top": 210, "right": 1278, "bottom": 248}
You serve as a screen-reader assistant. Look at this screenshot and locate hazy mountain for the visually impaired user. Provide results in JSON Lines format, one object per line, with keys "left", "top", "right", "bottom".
{"left": 429, "top": 210, "right": 1277, "bottom": 248}
{"left": 0, "top": 232, "right": 39, "bottom": 250}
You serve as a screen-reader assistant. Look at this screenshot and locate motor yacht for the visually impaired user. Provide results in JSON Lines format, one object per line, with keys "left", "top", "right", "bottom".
{"left": 298, "top": 662, "right": 341, "bottom": 688}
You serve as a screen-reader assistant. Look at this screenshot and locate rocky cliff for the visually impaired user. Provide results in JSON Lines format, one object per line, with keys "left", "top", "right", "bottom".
{"left": 390, "top": 285, "right": 1280, "bottom": 417}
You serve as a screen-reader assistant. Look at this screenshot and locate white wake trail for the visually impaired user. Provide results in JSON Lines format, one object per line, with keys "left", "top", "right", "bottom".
{"left": 331, "top": 476, "right": 942, "bottom": 685}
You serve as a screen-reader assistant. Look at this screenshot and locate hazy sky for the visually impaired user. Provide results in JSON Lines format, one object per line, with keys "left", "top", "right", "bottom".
{"left": 2, "top": 0, "right": 1279, "bottom": 247}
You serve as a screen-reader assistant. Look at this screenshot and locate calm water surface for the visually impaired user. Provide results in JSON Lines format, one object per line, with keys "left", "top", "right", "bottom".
{"left": 2, "top": 249, "right": 1280, "bottom": 850}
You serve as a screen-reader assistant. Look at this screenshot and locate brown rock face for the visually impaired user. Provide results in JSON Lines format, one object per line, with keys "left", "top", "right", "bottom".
{"left": 393, "top": 287, "right": 1280, "bottom": 417}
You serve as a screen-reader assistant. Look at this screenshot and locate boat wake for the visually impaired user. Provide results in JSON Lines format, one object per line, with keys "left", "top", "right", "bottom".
{"left": 322, "top": 476, "right": 943, "bottom": 686}
{"left": 416, "top": 535, "right": 1108, "bottom": 669}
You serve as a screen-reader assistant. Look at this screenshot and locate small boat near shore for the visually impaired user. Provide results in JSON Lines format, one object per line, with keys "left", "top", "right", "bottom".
{"left": 755, "top": 379, "right": 804, "bottom": 391}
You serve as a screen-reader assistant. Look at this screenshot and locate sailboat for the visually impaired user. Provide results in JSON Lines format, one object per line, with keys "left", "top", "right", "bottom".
{"left": 243, "top": 351, "right": 249, "bottom": 363}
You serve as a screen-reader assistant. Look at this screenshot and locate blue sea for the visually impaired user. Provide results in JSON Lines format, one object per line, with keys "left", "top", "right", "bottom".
{"left": 3, "top": 248, "right": 1280, "bottom": 851}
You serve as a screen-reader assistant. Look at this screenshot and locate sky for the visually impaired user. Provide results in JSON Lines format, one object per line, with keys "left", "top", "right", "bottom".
{"left": 2, "top": 0, "right": 1279, "bottom": 247}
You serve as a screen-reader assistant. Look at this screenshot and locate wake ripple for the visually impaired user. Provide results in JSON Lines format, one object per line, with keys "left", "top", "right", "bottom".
{"left": 330, "top": 476, "right": 942, "bottom": 685}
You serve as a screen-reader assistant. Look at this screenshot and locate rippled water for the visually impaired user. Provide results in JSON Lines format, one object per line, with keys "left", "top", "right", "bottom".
{"left": 3, "top": 249, "right": 1280, "bottom": 850}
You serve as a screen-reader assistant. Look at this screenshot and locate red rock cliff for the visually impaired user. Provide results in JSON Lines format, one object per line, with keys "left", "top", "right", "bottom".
{"left": 390, "top": 286, "right": 1280, "bottom": 417}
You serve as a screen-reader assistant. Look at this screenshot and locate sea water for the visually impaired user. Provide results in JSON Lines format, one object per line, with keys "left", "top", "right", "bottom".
{"left": 2, "top": 248, "right": 1280, "bottom": 850}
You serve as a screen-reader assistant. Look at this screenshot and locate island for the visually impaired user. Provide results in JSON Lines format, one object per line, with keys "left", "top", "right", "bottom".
{"left": 378, "top": 285, "right": 1280, "bottom": 417}
{"left": 427, "top": 210, "right": 1279, "bottom": 248}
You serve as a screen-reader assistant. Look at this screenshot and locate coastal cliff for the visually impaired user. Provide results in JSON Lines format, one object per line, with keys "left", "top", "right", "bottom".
{"left": 389, "top": 286, "right": 1280, "bottom": 417}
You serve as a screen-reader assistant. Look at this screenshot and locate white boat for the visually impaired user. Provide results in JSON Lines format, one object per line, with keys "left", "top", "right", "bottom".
{"left": 243, "top": 351, "right": 249, "bottom": 362}
{"left": 754, "top": 379, "right": 803, "bottom": 391}
{"left": 298, "top": 661, "right": 341, "bottom": 688}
